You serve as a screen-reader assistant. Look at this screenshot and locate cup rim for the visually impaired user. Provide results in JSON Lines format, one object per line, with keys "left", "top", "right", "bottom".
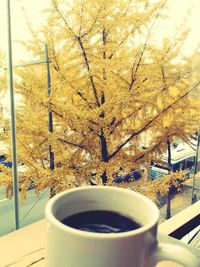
{"left": 45, "top": 186, "right": 159, "bottom": 239}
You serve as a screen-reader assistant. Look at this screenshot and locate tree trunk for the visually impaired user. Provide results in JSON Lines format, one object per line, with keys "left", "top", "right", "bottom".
{"left": 101, "top": 170, "right": 108, "bottom": 185}
{"left": 167, "top": 139, "right": 171, "bottom": 167}
{"left": 166, "top": 139, "right": 172, "bottom": 219}
{"left": 99, "top": 27, "right": 108, "bottom": 185}
{"left": 166, "top": 189, "right": 171, "bottom": 219}
{"left": 49, "top": 144, "right": 56, "bottom": 198}
{"left": 99, "top": 129, "right": 109, "bottom": 185}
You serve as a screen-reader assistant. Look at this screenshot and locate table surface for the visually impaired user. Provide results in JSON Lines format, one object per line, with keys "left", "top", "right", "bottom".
{"left": 0, "top": 219, "right": 199, "bottom": 267}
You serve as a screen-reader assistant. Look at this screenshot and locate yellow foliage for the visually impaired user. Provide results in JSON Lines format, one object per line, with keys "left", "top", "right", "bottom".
{"left": 119, "top": 170, "right": 187, "bottom": 204}
{"left": 1, "top": 0, "right": 200, "bottom": 198}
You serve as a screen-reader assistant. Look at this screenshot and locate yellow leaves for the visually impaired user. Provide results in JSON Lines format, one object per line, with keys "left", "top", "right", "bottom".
{"left": 168, "top": 86, "right": 179, "bottom": 98}
{"left": 155, "top": 170, "right": 187, "bottom": 197}
{"left": 162, "top": 113, "right": 172, "bottom": 129}
{"left": 119, "top": 169, "right": 187, "bottom": 204}
{"left": 118, "top": 179, "right": 159, "bottom": 203}
{"left": 3, "top": 0, "right": 198, "bottom": 199}
{"left": 157, "top": 96, "right": 164, "bottom": 110}
{"left": 0, "top": 165, "right": 12, "bottom": 185}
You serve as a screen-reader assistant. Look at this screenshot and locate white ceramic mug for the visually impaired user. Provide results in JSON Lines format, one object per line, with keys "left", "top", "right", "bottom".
{"left": 45, "top": 186, "right": 199, "bottom": 267}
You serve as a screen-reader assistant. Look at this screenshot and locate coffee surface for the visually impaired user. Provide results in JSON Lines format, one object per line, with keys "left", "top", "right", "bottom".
{"left": 61, "top": 210, "right": 141, "bottom": 233}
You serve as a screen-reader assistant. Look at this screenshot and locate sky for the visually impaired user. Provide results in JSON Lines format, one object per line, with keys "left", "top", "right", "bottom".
{"left": 0, "top": 0, "right": 199, "bottom": 64}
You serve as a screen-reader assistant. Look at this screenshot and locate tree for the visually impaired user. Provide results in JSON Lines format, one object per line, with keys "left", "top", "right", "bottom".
{"left": 4, "top": 0, "right": 200, "bottom": 197}
{"left": 149, "top": 56, "right": 200, "bottom": 218}
{"left": 0, "top": 52, "right": 7, "bottom": 129}
{"left": 0, "top": 51, "right": 13, "bottom": 198}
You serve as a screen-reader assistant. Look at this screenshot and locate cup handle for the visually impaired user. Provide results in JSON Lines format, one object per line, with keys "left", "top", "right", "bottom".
{"left": 148, "top": 242, "right": 200, "bottom": 267}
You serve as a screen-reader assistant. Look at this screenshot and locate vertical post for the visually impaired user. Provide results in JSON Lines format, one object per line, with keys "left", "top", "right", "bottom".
{"left": 45, "top": 44, "right": 51, "bottom": 103}
{"left": 45, "top": 44, "right": 55, "bottom": 196}
{"left": 7, "top": 0, "right": 19, "bottom": 229}
{"left": 191, "top": 126, "right": 200, "bottom": 204}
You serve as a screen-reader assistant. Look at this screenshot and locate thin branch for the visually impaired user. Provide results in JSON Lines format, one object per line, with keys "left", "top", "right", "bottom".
{"left": 79, "top": 0, "right": 84, "bottom": 36}
{"left": 45, "top": 103, "right": 64, "bottom": 119}
{"left": 18, "top": 0, "right": 43, "bottom": 52}
{"left": 52, "top": 0, "right": 77, "bottom": 38}
{"left": 108, "top": 0, "right": 150, "bottom": 61}
{"left": 161, "top": 65, "right": 167, "bottom": 92}
{"left": 108, "top": 80, "right": 200, "bottom": 160}
{"left": 77, "top": 91, "right": 93, "bottom": 109}
{"left": 110, "top": 70, "right": 130, "bottom": 87}
{"left": 129, "top": 75, "right": 135, "bottom": 90}
{"left": 133, "top": 138, "right": 163, "bottom": 164}
{"left": 81, "top": 5, "right": 102, "bottom": 38}
{"left": 77, "top": 36, "right": 100, "bottom": 106}
{"left": 108, "top": 28, "right": 135, "bottom": 60}
{"left": 133, "top": 0, "right": 168, "bottom": 81}
{"left": 109, "top": 97, "right": 157, "bottom": 135}
{"left": 57, "top": 138, "right": 89, "bottom": 152}
{"left": 49, "top": 31, "right": 60, "bottom": 72}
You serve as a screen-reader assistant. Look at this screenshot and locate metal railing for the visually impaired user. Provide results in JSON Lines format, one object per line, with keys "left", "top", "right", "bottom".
{"left": 159, "top": 200, "right": 200, "bottom": 245}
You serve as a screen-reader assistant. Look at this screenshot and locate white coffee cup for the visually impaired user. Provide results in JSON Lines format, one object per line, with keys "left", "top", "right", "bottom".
{"left": 45, "top": 186, "right": 199, "bottom": 267}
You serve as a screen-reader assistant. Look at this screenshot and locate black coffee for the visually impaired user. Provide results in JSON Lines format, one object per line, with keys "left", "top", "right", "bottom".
{"left": 61, "top": 210, "right": 141, "bottom": 233}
